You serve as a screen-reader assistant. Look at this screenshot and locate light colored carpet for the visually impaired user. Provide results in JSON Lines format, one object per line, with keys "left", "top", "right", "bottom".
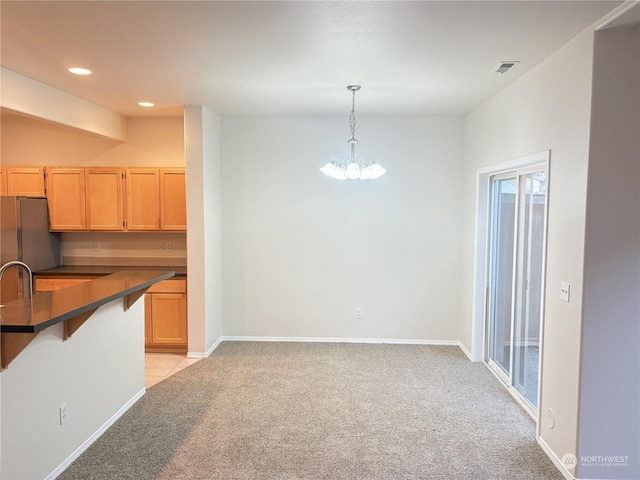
{"left": 58, "top": 342, "right": 563, "bottom": 480}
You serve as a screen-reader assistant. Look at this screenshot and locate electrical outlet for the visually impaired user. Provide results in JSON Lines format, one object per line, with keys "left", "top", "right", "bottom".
{"left": 560, "top": 282, "right": 570, "bottom": 302}
{"left": 92, "top": 241, "right": 100, "bottom": 251}
{"left": 164, "top": 242, "right": 172, "bottom": 253}
{"left": 60, "top": 403, "right": 68, "bottom": 425}
{"left": 355, "top": 308, "right": 362, "bottom": 319}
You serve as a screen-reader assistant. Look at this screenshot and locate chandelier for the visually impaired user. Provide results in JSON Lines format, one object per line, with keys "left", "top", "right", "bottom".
{"left": 320, "top": 85, "right": 386, "bottom": 180}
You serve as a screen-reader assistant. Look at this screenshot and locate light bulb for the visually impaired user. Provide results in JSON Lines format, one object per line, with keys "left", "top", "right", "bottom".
{"left": 369, "top": 163, "right": 387, "bottom": 180}
{"left": 345, "top": 161, "right": 361, "bottom": 179}
{"left": 359, "top": 164, "right": 372, "bottom": 180}
{"left": 320, "top": 161, "right": 336, "bottom": 176}
{"left": 333, "top": 164, "right": 347, "bottom": 180}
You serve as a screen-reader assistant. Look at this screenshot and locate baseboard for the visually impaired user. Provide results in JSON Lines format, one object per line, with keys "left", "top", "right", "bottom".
{"left": 46, "top": 388, "right": 146, "bottom": 480}
{"left": 187, "top": 336, "right": 224, "bottom": 359}
{"left": 457, "top": 341, "right": 474, "bottom": 361}
{"left": 537, "top": 436, "right": 576, "bottom": 480}
{"left": 219, "top": 336, "right": 460, "bottom": 346}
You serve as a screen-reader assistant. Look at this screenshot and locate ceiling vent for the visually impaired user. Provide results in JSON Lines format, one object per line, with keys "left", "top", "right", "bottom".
{"left": 494, "top": 61, "right": 520, "bottom": 74}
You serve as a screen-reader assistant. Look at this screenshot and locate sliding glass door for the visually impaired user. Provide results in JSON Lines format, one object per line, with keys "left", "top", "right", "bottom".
{"left": 487, "top": 167, "right": 547, "bottom": 412}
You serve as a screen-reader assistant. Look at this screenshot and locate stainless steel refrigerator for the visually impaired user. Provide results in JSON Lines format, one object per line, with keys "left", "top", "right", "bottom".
{"left": 1, "top": 196, "right": 60, "bottom": 303}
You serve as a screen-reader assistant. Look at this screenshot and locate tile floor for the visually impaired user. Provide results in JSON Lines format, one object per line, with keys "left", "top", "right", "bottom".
{"left": 144, "top": 353, "right": 200, "bottom": 389}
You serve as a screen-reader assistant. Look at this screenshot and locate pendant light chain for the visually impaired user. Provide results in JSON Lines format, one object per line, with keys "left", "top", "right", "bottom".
{"left": 349, "top": 88, "right": 357, "bottom": 141}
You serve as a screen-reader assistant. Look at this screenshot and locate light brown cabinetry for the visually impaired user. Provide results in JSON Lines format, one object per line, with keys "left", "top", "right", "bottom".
{"left": 34, "top": 274, "right": 188, "bottom": 353}
{"left": 126, "top": 168, "right": 186, "bottom": 232}
{"left": 45, "top": 167, "right": 87, "bottom": 230}
{"left": 125, "top": 168, "right": 160, "bottom": 230}
{"left": 5, "top": 167, "right": 46, "bottom": 197}
{"left": 160, "top": 169, "right": 187, "bottom": 230}
{"left": 145, "top": 278, "right": 188, "bottom": 352}
{"left": 85, "top": 168, "right": 124, "bottom": 231}
{"left": 0, "top": 168, "right": 7, "bottom": 195}
{"left": 34, "top": 277, "right": 94, "bottom": 292}
{"left": 46, "top": 167, "right": 125, "bottom": 231}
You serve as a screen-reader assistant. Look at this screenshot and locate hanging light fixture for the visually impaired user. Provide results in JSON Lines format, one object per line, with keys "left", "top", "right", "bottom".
{"left": 320, "top": 85, "right": 386, "bottom": 180}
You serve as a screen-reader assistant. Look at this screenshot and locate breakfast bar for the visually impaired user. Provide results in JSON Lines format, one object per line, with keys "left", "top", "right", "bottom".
{"left": 0, "top": 270, "right": 174, "bottom": 369}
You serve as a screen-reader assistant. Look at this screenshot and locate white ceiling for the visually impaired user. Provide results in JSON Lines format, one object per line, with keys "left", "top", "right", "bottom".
{"left": 0, "top": 1, "right": 622, "bottom": 117}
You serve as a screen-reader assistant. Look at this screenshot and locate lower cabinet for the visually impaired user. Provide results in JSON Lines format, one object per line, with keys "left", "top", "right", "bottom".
{"left": 144, "top": 279, "right": 188, "bottom": 353}
{"left": 34, "top": 274, "right": 188, "bottom": 353}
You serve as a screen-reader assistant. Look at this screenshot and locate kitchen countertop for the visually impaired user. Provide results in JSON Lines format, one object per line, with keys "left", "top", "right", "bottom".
{"left": 0, "top": 270, "right": 175, "bottom": 333}
{"left": 34, "top": 265, "right": 187, "bottom": 277}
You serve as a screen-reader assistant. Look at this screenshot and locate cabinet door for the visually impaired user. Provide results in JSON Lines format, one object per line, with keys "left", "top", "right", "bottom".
{"left": 160, "top": 168, "right": 186, "bottom": 231}
{"left": 150, "top": 293, "right": 187, "bottom": 345}
{"left": 144, "top": 294, "right": 152, "bottom": 345}
{"left": 0, "top": 167, "right": 7, "bottom": 195}
{"left": 46, "top": 167, "right": 86, "bottom": 230}
{"left": 6, "top": 167, "right": 45, "bottom": 197}
{"left": 34, "top": 277, "right": 93, "bottom": 292}
{"left": 126, "top": 168, "right": 160, "bottom": 230}
{"left": 86, "top": 168, "right": 124, "bottom": 231}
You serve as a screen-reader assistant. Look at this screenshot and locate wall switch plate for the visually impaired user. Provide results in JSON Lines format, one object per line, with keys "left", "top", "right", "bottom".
{"left": 355, "top": 308, "right": 362, "bottom": 319}
{"left": 60, "top": 403, "right": 68, "bottom": 425}
{"left": 92, "top": 241, "right": 100, "bottom": 251}
{"left": 560, "top": 282, "right": 570, "bottom": 302}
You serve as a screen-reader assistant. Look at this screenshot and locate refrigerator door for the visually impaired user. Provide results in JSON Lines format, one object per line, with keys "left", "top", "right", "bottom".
{"left": 0, "top": 197, "right": 60, "bottom": 303}
{"left": 19, "top": 197, "right": 61, "bottom": 270}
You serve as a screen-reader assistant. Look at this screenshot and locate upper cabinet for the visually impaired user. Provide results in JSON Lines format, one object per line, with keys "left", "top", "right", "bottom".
{"left": 160, "top": 168, "right": 186, "bottom": 231}
{"left": 45, "top": 167, "right": 86, "bottom": 230}
{"left": 126, "top": 168, "right": 186, "bottom": 232}
{"left": 5, "top": 167, "right": 46, "bottom": 197}
{"left": 44, "top": 166, "right": 185, "bottom": 232}
{"left": 126, "top": 168, "right": 160, "bottom": 231}
{"left": 86, "top": 168, "right": 124, "bottom": 231}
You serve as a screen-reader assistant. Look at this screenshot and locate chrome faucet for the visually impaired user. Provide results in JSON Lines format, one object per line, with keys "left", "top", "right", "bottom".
{"left": 0, "top": 261, "right": 34, "bottom": 298}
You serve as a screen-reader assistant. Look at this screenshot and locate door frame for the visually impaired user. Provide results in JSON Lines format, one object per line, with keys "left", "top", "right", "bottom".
{"left": 470, "top": 150, "right": 550, "bottom": 421}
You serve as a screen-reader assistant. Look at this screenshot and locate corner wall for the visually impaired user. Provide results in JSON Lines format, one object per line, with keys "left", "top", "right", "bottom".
{"left": 577, "top": 24, "right": 640, "bottom": 480}
{"left": 221, "top": 117, "right": 464, "bottom": 341}
{"left": 462, "top": 28, "right": 596, "bottom": 469}
{"left": 185, "top": 106, "right": 222, "bottom": 355}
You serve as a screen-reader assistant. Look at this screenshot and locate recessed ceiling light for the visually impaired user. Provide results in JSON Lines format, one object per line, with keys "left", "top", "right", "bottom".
{"left": 138, "top": 102, "right": 155, "bottom": 107}
{"left": 67, "top": 67, "right": 93, "bottom": 75}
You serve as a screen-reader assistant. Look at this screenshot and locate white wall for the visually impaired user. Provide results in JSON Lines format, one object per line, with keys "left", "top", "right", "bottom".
{"left": 577, "top": 24, "right": 639, "bottom": 480}
{"left": 0, "top": 299, "right": 145, "bottom": 480}
{"left": 462, "top": 28, "right": 596, "bottom": 469}
{"left": 185, "top": 106, "right": 222, "bottom": 355}
{"left": 221, "top": 117, "right": 464, "bottom": 341}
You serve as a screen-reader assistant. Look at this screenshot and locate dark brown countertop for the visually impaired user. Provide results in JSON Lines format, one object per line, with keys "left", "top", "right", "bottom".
{"left": 0, "top": 270, "right": 175, "bottom": 333}
{"left": 34, "top": 265, "right": 187, "bottom": 277}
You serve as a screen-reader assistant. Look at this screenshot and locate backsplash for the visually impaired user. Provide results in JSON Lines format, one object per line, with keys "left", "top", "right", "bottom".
{"left": 60, "top": 232, "right": 187, "bottom": 266}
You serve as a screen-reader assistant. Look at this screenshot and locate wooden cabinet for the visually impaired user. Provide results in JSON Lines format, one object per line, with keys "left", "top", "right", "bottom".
{"left": 46, "top": 167, "right": 124, "bottom": 231}
{"left": 86, "top": 168, "right": 124, "bottom": 231}
{"left": 160, "top": 169, "right": 186, "bottom": 230}
{"left": 34, "top": 277, "right": 94, "bottom": 292}
{"left": 45, "top": 167, "right": 86, "bottom": 230}
{"left": 6, "top": 167, "right": 45, "bottom": 197}
{"left": 35, "top": 274, "right": 188, "bottom": 353}
{"left": 9, "top": 165, "right": 185, "bottom": 232}
{"left": 145, "top": 278, "right": 188, "bottom": 352}
{"left": 127, "top": 167, "right": 185, "bottom": 231}
{"left": 0, "top": 167, "right": 7, "bottom": 195}
{"left": 126, "top": 168, "right": 160, "bottom": 230}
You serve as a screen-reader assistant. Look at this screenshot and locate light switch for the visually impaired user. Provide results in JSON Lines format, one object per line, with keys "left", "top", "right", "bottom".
{"left": 560, "top": 282, "right": 570, "bottom": 302}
